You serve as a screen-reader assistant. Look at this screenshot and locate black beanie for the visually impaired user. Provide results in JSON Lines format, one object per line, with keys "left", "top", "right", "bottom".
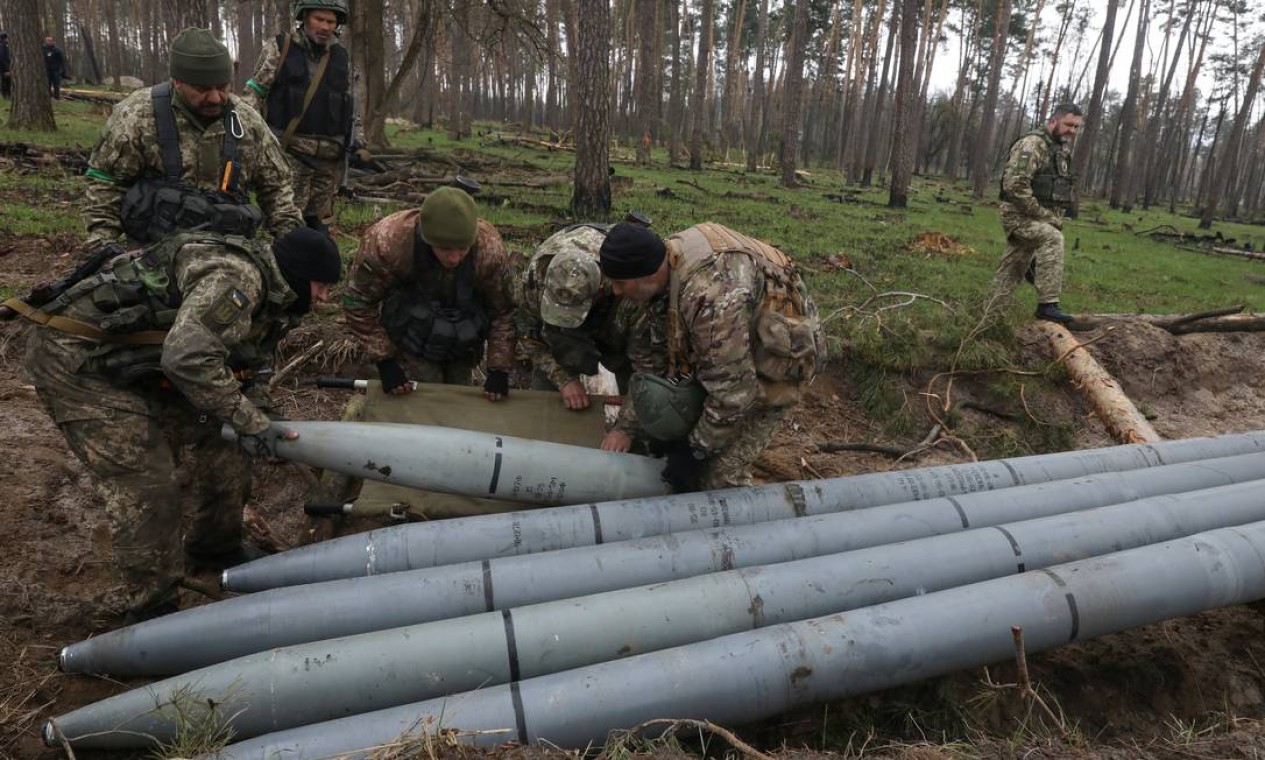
{"left": 599, "top": 222, "right": 666, "bottom": 280}
{"left": 273, "top": 228, "right": 342, "bottom": 313}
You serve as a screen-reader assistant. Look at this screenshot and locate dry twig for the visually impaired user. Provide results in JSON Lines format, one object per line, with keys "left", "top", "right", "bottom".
{"left": 616, "top": 718, "right": 772, "bottom": 760}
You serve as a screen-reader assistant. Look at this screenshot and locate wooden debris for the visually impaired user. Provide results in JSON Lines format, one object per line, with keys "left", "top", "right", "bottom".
{"left": 1034, "top": 321, "right": 1162, "bottom": 444}
{"left": 1073, "top": 305, "right": 1265, "bottom": 334}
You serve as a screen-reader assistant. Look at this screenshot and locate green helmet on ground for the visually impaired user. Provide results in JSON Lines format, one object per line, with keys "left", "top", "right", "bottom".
{"left": 629, "top": 373, "right": 706, "bottom": 443}
{"left": 294, "top": 0, "right": 348, "bottom": 25}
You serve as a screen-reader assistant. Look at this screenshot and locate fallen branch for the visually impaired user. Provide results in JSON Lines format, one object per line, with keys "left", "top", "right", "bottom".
{"left": 270, "top": 339, "right": 325, "bottom": 390}
{"left": 619, "top": 718, "right": 773, "bottom": 760}
{"left": 1072, "top": 305, "right": 1264, "bottom": 333}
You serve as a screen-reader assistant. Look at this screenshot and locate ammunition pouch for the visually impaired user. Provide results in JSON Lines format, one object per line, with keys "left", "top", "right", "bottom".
{"left": 1030, "top": 174, "right": 1074, "bottom": 209}
{"left": 81, "top": 344, "right": 166, "bottom": 386}
{"left": 380, "top": 292, "right": 489, "bottom": 363}
{"left": 629, "top": 373, "right": 707, "bottom": 443}
{"left": 121, "top": 178, "right": 264, "bottom": 245}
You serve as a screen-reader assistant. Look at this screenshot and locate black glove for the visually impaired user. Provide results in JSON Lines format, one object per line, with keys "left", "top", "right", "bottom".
{"left": 483, "top": 370, "right": 510, "bottom": 397}
{"left": 662, "top": 441, "right": 706, "bottom": 493}
{"left": 377, "top": 359, "right": 410, "bottom": 394}
{"left": 237, "top": 424, "right": 285, "bottom": 459}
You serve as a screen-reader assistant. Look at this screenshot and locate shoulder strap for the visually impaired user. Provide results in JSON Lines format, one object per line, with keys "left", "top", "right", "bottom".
{"left": 665, "top": 244, "right": 691, "bottom": 378}
{"left": 150, "top": 82, "right": 182, "bottom": 182}
{"left": 280, "top": 38, "right": 332, "bottom": 150}
{"left": 4, "top": 296, "right": 167, "bottom": 345}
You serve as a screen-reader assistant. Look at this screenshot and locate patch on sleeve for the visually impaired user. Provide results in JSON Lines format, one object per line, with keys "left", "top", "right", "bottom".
{"left": 209, "top": 288, "right": 252, "bottom": 326}
{"left": 1017, "top": 151, "right": 1031, "bottom": 171}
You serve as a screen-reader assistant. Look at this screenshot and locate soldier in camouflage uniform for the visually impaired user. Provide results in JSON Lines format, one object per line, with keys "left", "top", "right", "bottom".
{"left": 83, "top": 29, "right": 302, "bottom": 251}
{"left": 243, "top": 0, "right": 369, "bottom": 233}
{"left": 598, "top": 222, "right": 825, "bottom": 492}
{"left": 510, "top": 224, "right": 665, "bottom": 452}
{"left": 343, "top": 187, "right": 516, "bottom": 399}
{"left": 22, "top": 227, "right": 342, "bottom": 623}
{"left": 988, "top": 102, "right": 1085, "bottom": 325}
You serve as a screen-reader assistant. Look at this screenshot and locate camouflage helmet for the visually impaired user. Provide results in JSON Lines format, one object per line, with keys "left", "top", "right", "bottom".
{"left": 541, "top": 250, "right": 602, "bottom": 329}
{"left": 294, "top": 0, "right": 348, "bottom": 25}
{"left": 629, "top": 373, "right": 706, "bottom": 442}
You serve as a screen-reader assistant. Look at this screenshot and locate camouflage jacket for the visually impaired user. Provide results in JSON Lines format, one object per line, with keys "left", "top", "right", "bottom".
{"left": 83, "top": 86, "right": 303, "bottom": 249}
{"left": 633, "top": 224, "right": 818, "bottom": 453}
{"left": 27, "top": 234, "right": 298, "bottom": 435}
{"left": 999, "top": 130, "right": 1072, "bottom": 225}
{"left": 342, "top": 208, "right": 516, "bottom": 369}
{"left": 242, "top": 29, "right": 365, "bottom": 157}
{"left": 510, "top": 225, "right": 661, "bottom": 432}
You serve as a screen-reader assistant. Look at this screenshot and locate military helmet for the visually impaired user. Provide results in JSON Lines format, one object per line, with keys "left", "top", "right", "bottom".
{"left": 629, "top": 373, "right": 706, "bottom": 442}
{"left": 541, "top": 250, "right": 602, "bottom": 329}
{"left": 294, "top": 0, "right": 348, "bottom": 25}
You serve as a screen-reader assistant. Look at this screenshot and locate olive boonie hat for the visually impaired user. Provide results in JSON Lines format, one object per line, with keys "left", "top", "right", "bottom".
{"left": 418, "top": 187, "right": 478, "bottom": 249}
{"left": 541, "top": 250, "right": 602, "bottom": 328}
{"left": 169, "top": 28, "right": 233, "bottom": 86}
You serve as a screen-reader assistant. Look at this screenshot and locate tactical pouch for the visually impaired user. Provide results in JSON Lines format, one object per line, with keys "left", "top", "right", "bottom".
{"left": 122, "top": 179, "right": 263, "bottom": 244}
{"left": 98, "top": 304, "right": 153, "bottom": 334}
{"left": 752, "top": 306, "right": 822, "bottom": 407}
{"left": 81, "top": 344, "right": 165, "bottom": 385}
{"left": 89, "top": 269, "right": 146, "bottom": 313}
{"left": 421, "top": 307, "right": 486, "bottom": 363}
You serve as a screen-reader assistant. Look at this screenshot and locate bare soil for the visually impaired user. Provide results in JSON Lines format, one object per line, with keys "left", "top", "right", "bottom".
{"left": 5, "top": 232, "right": 1265, "bottom": 759}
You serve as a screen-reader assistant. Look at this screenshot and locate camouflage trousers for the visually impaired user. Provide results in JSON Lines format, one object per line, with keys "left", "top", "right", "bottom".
{"left": 988, "top": 215, "right": 1066, "bottom": 312}
{"left": 699, "top": 405, "right": 788, "bottom": 490}
{"left": 286, "top": 152, "right": 343, "bottom": 225}
{"left": 26, "top": 331, "right": 251, "bottom": 615}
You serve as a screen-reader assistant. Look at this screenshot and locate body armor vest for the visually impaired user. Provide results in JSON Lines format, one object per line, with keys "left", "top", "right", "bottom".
{"left": 379, "top": 229, "right": 490, "bottom": 363}
{"left": 119, "top": 82, "right": 264, "bottom": 244}
{"left": 1000, "top": 128, "right": 1075, "bottom": 210}
{"left": 265, "top": 33, "right": 352, "bottom": 139}
{"left": 46, "top": 234, "right": 294, "bottom": 384}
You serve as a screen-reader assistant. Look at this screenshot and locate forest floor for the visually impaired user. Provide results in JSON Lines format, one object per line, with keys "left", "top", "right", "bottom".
{"left": 5, "top": 229, "right": 1265, "bottom": 760}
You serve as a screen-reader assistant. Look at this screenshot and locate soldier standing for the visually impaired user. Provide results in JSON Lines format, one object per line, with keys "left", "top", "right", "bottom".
{"left": 342, "top": 187, "right": 516, "bottom": 400}
{"left": 597, "top": 222, "right": 825, "bottom": 492}
{"left": 244, "top": 0, "right": 370, "bottom": 233}
{"left": 988, "top": 102, "right": 1084, "bottom": 325}
{"left": 43, "top": 35, "right": 65, "bottom": 99}
{"left": 510, "top": 224, "right": 665, "bottom": 452}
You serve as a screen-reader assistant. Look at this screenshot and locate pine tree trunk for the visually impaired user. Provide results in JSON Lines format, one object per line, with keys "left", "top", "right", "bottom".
{"left": 8, "top": 0, "right": 56, "bottom": 131}
{"left": 635, "top": 0, "right": 659, "bottom": 165}
{"left": 744, "top": 0, "right": 769, "bottom": 171}
{"left": 778, "top": 0, "right": 808, "bottom": 187}
{"left": 861, "top": 1, "right": 897, "bottom": 186}
{"left": 1139, "top": 0, "right": 1196, "bottom": 209}
{"left": 571, "top": 0, "right": 611, "bottom": 217}
{"left": 1109, "top": 0, "right": 1149, "bottom": 210}
{"left": 969, "top": 0, "right": 1011, "bottom": 198}
{"left": 688, "top": 0, "right": 713, "bottom": 170}
{"left": 1071, "top": 0, "right": 1120, "bottom": 208}
{"left": 1199, "top": 40, "right": 1265, "bottom": 228}
{"left": 887, "top": 0, "right": 919, "bottom": 208}
{"left": 667, "top": 0, "right": 684, "bottom": 163}
{"left": 103, "top": 0, "right": 123, "bottom": 89}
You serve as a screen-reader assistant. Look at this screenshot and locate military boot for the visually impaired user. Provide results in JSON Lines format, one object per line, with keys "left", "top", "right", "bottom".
{"left": 185, "top": 542, "right": 268, "bottom": 573}
{"left": 1035, "top": 302, "right": 1075, "bottom": 325}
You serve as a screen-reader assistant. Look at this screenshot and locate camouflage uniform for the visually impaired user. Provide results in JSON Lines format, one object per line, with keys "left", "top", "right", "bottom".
{"left": 511, "top": 225, "right": 664, "bottom": 434}
{"left": 989, "top": 129, "right": 1074, "bottom": 312}
{"left": 25, "top": 234, "right": 298, "bottom": 616}
{"left": 83, "top": 86, "right": 302, "bottom": 250}
{"left": 243, "top": 29, "right": 363, "bottom": 227}
{"left": 635, "top": 224, "right": 823, "bottom": 489}
{"left": 343, "top": 208, "right": 515, "bottom": 384}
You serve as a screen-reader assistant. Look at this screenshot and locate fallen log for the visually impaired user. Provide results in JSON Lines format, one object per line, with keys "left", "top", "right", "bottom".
{"left": 1034, "top": 322, "right": 1162, "bottom": 445}
{"left": 1071, "top": 305, "right": 1265, "bottom": 333}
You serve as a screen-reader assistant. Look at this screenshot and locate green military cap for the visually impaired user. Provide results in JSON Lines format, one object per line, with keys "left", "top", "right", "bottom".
{"left": 418, "top": 187, "right": 478, "bottom": 249}
{"left": 541, "top": 249, "right": 602, "bottom": 328}
{"left": 170, "top": 28, "right": 233, "bottom": 86}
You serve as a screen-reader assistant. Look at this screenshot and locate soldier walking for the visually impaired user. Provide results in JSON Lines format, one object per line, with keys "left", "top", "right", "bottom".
{"left": 987, "top": 102, "right": 1084, "bottom": 325}
{"left": 43, "top": 35, "right": 65, "bottom": 99}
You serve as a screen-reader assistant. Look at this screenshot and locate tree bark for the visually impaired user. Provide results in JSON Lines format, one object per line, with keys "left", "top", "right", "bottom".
{"left": 778, "top": 0, "right": 808, "bottom": 187}
{"left": 1071, "top": 0, "right": 1120, "bottom": 207}
{"left": 634, "top": 0, "right": 659, "bottom": 165}
{"left": 969, "top": 0, "right": 1011, "bottom": 198}
{"left": 571, "top": 0, "right": 611, "bottom": 217}
{"left": 887, "top": 0, "right": 919, "bottom": 208}
{"left": 744, "top": 0, "right": 770, "bottom": 171}
{"left": 1198, "top": 39, "right": 1265, "bottom": 228}
{"left": 667, "top": 0, "right": 684, "bottom": 163}
{"left": 688, "top": 0, "right": 713, "bottom": 170}
{"left": 8, "top": 0, "right": 57, "bottom": 131}
{"left": 1109, "top": 0, "right": 1149, "bottom": 210}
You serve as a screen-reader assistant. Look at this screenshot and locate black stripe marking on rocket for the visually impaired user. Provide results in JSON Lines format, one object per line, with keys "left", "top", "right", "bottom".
{"left": 946, "top": 496, "right": 969, "bottom": 529}
{"left": 591, "top": 505, "right": 604, "bottom": 544}
{"left": 483, "top": 560, "right": 495, "bottom": 611}
{"left": 1040, "top": 569, "right": 1080, "bottom": 641}
{"left": 992, "top": 525, "right": 1025, "bottom": 573}
{"left": 503, "top": 609, "right": 529, "bottom": 742}
{"left": 998, "top": 459, "right": 1021, "bottom": 487}
{"left": 489, "top": 437, "right": 504, "bottom": 493}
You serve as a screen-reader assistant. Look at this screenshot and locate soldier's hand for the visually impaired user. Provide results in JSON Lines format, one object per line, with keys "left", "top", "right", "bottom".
{"left": 662, "top": 441, "right": 706, "bottom": 493}
{"left": 354, "top": 147, "right": 374, "bottom": 165}
{"left": 559, "top": 380, "right": 590, "bottom": 410}
{"left": 376, "top": 359, "right": 413, "bottom": 395}
{"left": 238, "top": 423, "right": 298, "bottom": 460}
{"left": 601, "top": 430, "right": 632, "bottom": 453}
{"left": 483, "top": 370, "right": 510, "bottom": 402}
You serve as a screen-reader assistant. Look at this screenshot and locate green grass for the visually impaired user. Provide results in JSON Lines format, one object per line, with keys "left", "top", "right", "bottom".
{"left": 8, "top": 106, "right": 1265, "bottom": 453}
